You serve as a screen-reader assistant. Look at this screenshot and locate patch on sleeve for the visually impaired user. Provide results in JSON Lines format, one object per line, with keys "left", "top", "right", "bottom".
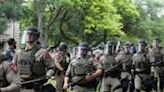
{"left": 43, "top": 52, "right": 52, "bottom": 62}
{"left": 9, "top": 64, "right": 18, "bottom": 73}
{"left": 55, "top": 54, "right": 62, "bottom": 63}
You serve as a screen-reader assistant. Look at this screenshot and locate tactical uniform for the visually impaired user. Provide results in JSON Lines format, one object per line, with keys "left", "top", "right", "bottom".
{"left": 148, "top": 38, "right": 163, "bottom": 92}
{"left": 0, "top": 60, "right": 21, "bottom": 92}
{"left": 66, "top": 56, "right": 102, "bottom": 92}
{"left": 100, "top": 54, "right": 122, "bottom": 92}
{"left": 132, "top": 39, "right": 151, "bottom": 92}
{"left": 115, "top": 51, "right": 133, "bottom": 92}
{"left": 55, "top": 51, "right": 70, "bottom": 92}
{"left": 64, "top": 42, "right": 103, "bottom": 92}
{"left": 13, "top": 26, "right": 55, "bottom": 92}
{"left": 0, "top": 40, "right": 21, "bottom": 92}
{"left": 101, "top": 42, "right": 122, "bottom": 92}
{"left": 13, "top": 44, "right": 54, "bottom": 90}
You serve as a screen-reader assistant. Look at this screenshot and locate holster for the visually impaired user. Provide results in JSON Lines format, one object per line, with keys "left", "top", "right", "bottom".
{"left": 56, "top": 70, "right": 61, "bottom": 76}
{"left": 104, "top": 69, "right": 121, "bottom": 78}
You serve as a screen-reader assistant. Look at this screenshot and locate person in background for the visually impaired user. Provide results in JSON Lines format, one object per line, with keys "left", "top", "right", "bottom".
{"left": 6, "top": 38, "right": 17, "bottom": 63}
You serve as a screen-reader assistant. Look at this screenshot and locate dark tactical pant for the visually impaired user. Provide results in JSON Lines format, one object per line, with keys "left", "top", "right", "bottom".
{"left": 134, "top": 74, "right": 152, "bottom": 92}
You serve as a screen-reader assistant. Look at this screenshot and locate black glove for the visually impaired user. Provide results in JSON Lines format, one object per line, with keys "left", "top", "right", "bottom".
{"left": 151, "top": 72, "right": 154, "bottom": 79}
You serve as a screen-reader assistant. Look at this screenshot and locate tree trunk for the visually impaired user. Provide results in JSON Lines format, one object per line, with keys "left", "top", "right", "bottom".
{"left": 33, "top": 0, "right": 47, "bottom": 47}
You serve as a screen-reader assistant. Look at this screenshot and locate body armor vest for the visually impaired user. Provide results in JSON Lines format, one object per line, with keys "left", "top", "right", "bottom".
{"left": 60, "top": 53, "right": 69, "bottom": 71}
{"left": 151, "top": 48, "right": 162, "bottom": 62}
{"left": 102, "top": 55, "right": 120, "bottom": 77}
{"left": 71, "top": 57, "right": 95, "bottom": 85}
{"left": 18, "top": 47, "right": 46, "bottom": 78}
{"left": 134, "top": 53, "right": 150, "bottom": 73}
{"left": 102, "top": 55, "right": 116, "bottom": 71}
{"left": 121, "top": 53, "right": 132, "bottom": 72}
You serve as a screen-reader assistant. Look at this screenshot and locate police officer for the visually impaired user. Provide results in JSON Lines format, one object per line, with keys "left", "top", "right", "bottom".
{"left": 0, "top": 41, "right": 21, "bottom": 92}
{"left": 100, "top": 41, "right": 122, "bottom": 92}
{"left": 12, "top": 26, "right": 55, "bottom": 92}
{"left": 132, "top": 39, "right": 151, "bottom": 92}
{"left": 92, "top": 45, "right": 104, "bottom": 67}
{"left": 63, "top": 42, "right": 103, "bottom": 92}
{"left": 115, "top": 42, "right": 133, "bottom": 92}
{"left": 55, "top": 42, "right": 70, "bottom": 92}
{"left": 148, "top": 37, "right": 163, "bottom": 92}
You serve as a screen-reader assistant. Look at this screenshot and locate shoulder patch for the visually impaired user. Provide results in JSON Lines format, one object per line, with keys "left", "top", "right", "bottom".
{"left": 9, "top": 64, "right": 18, "bottom": 73}
{"left": 44, "top": 52, "right": 52, "bottom": 61}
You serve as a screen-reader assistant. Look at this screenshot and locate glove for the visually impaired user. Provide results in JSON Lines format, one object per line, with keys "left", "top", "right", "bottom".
{"left": 151, "top": 72, "right": 154, "bottom": 79}
{"left": 46, "top": 69, "right": 55, "bottom": 77}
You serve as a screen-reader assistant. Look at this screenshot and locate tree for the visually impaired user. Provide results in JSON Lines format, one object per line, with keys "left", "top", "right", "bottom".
{"left": 0, "top": 0, "right": 23, "bottom": 34}
{"left": 20, "top": 0, "right": 125, "bottom": 46}
{"left": 134, "top": 0, "right": 164, "bottom": 43}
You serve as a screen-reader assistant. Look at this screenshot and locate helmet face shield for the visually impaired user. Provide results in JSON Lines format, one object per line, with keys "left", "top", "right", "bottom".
{"left": 59, "top": 42, "right": 68, "bottom": 52}
{"left": 104, "top": 45, "right": 113, "bottom": 55}
{"left": 77, "top": 47, "right": 88, "bottom": 58}
{"left": 24, "top": 31, "right": 38, "bottom": 43}
{"left": 138, "top": 43, "right": 145, "bottom": 52}
{"left": 21, "top": 26, "right": 39, "bottom": 44}
{"left": 123, "top": 44, "right": 130, "bottom": 53}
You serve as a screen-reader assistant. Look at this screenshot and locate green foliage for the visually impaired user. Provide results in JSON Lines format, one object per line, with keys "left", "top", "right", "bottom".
{"left": 84, "top": 0, "right": 123, "bottom": 35}
{"left": 13, "top": 0, "right": 164, "bottom": 46}
{"left": 134, "top": 0, "right": 164, "bottom": 43}
{"left": 0, "top": 0, "right": 23, "bottom": 34}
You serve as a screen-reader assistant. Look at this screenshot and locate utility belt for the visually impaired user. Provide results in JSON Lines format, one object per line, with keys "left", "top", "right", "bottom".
{"left": 56, "top": 69, "right": 65, "bottom": 76}
{"left": 71, "top": 76, "right": 97, "bottom": 88}
{"left": 121, "top": 69, "right": 131, "bottom": 73}
{"left": 135, "top": 70, "right": 150, "bottom": 74}
{"left": 104, "top": 69, "right": 121, "bottom": 78}
{"left": 21, "top": 73, "right": 45, "bottom": 80}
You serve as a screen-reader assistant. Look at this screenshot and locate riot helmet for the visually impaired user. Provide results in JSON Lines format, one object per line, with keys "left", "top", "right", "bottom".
{"left": 24, "top": 26, "right": 40, "bottom": 43}
{"left": 59, "top": 42, "right": 68, "bottom": 52}
{"left": 77, "top": 42, "right": 90, "bottom": 58}
{"left": 138, "top": 39, "right": 147, "bottom": 52}
{"left": 123, "top": 42, "right": 130, "bottom": 53}
{"left": 104, "top": 41, "right": 113, "bottom": 55}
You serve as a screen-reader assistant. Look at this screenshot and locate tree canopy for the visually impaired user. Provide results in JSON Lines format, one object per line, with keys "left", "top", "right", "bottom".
{"left": 1, "top": 0, "right": 164, "bottom": 46}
